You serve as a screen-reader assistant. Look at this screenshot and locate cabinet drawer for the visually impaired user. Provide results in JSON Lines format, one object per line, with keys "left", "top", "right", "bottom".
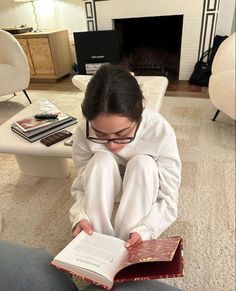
{"left": 17, "top": 38, "right": 35, "bottom": 75}
{"left": 15, "top": 30, "right": 72, "bottom": 81}
{"left": 27, "top": 38, "right": 55, "bottom": 75}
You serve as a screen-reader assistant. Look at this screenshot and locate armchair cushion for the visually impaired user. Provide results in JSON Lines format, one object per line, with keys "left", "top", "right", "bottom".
{"left": 208, "top": 32, "right": 235, "bottom": 120}
{"left": 0, "top": 29, "right": 30, "bottom": 97}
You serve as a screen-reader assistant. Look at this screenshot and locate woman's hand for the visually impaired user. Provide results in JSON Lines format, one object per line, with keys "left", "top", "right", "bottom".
{"left": 72, "top": 219, "right": 93, "bottom": 238}
{"left": 125, "top": 232, "right": 142, "bottom": 248}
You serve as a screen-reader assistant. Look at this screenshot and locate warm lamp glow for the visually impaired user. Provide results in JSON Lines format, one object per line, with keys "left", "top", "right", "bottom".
{"left": 14, "top": 0, "right": 40, "bottom": 32}
{"left": 14, "top": 0, "right": 33, "bottom": 2}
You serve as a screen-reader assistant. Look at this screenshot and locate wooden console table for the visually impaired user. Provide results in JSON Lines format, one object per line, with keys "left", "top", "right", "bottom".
{"left": 15, "top": 30, "right": 73, "bottom": 81}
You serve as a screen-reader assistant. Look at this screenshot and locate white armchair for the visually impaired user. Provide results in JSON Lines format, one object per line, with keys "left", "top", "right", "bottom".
{"left": 208, "top": 32, "right": 235, "bottom": 120}
{"left": 0, "top": 29, "right": 31, "bottom": 103}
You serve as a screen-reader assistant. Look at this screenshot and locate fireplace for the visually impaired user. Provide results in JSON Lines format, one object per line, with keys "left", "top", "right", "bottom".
{"left": 114, "top": 15, "right": 183, "bottom": 79}
{"left": 94, "top": 0, "right": 220, "bottom": 80}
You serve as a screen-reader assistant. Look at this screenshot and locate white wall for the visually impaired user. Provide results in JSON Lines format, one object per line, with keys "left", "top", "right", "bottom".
{"left": 216, "top": 0, "right": 235, "bottom": 35}
{"left": 232, "top": 8, "right": 236, "bottom": 32}
{"left": 0, "top": 0, "right": 87, "bottom": 62}
{"left": 0, "top": 0, "right": 87, "bottom": 33}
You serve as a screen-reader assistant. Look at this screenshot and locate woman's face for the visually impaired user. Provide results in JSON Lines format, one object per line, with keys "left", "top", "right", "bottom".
{"left": 89, "top": 113, "right": 138, "bottom": 153}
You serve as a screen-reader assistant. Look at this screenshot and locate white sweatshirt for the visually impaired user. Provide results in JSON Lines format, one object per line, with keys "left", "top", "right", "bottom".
{"left": 70, "top": 108, "right": 181, "bottom": 239}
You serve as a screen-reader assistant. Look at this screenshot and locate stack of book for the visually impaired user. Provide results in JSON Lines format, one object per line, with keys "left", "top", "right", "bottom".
{"left": 11, "top": 99, "right": 78, "bottom": 142}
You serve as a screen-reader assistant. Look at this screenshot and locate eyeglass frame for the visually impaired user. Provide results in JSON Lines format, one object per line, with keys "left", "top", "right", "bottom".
{"left": 86, "top": 119, "right": 141, "bottom": 144}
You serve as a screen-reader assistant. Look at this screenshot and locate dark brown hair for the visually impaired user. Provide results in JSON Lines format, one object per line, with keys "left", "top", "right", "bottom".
{"left": 81, "top": 64, "right": 144, "bottom": 121}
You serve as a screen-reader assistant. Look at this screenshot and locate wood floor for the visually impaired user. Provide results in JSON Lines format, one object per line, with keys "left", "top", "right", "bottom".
{"left": 28, "top": 76, "right": 209, "bottom": 98}
{"left": 166, "top": 80, "right": 209, "bottom": 98}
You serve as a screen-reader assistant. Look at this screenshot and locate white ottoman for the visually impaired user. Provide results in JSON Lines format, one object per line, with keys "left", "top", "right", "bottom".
{"left": 0, "top": 101, "right": 76, "bottom": 178}
{"left": 72, "top": 75, "right": 168, "bottom": 112}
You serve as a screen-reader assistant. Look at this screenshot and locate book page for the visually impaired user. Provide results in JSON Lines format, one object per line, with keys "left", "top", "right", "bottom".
{"left": 53, "top": 231, "right": 127, "bottom": 282}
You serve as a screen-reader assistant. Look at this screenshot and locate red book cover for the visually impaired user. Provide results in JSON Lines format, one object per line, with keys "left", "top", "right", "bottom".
{"left": 115, "top": 237, "right": 183, "bottom": 283}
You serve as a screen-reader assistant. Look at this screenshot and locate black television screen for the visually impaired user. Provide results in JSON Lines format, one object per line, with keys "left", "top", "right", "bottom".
{"left": 73, "top": 30, "right": 120, "bottom": 74}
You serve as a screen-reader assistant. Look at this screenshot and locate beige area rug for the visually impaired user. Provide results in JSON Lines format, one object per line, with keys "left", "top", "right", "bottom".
{"left": 0, "top": 90, "right": 235, "bottom": 291}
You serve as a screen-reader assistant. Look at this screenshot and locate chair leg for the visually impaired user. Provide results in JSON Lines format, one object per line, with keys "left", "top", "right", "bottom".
{"left": 23, "top": 90, "right": 32, "bottom": 104}
{"left": 212, "top": 109, "right": 220, "bottom": 121}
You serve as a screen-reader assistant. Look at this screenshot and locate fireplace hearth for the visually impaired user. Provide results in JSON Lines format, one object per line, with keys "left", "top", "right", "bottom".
{"left": 114, "top": 15, "right": 183, "bottom": 79}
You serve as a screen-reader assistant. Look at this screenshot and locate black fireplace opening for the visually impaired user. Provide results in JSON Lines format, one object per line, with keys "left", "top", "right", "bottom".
{"left": 114, "top": 15, "right": 183, "bottom": 79}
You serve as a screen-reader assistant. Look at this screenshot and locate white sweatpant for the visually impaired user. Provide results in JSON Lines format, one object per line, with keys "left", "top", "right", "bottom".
{"left": 81, "top": 152, "right": 159, "bottom": 240}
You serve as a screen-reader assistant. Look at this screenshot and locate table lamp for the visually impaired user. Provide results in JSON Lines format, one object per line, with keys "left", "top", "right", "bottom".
{"left": 14, "top": 0, "right": 41, "bottom": 32}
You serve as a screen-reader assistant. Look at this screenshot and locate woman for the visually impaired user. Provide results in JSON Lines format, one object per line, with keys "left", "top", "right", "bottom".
{"left": 70, "top": 64, "right": 181, "bottom": 248}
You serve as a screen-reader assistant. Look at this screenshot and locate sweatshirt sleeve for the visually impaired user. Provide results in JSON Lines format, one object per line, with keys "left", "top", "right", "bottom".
{"left": 131, "top": 131, "right": 181, "bottom": 240}
{"left": 69, "top": 126, "right": 93, "bottom": 229}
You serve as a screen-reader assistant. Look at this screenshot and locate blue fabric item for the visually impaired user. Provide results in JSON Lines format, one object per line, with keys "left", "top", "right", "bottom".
{"left": 84, "top": 280, "right": 183, "bottom": 291}
{"left": 0, "top": 240, "right": 78, "bottom": 291}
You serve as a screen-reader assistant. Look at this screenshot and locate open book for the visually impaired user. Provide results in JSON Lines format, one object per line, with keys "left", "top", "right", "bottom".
{"left": 51, "top": 231, "right": 183, "bottom": 290}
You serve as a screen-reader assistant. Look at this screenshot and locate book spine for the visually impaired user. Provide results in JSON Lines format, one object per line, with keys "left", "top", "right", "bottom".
{"left": 180, "top": 238, "right": 184, "bottom": 276}
{"left": 11, "top": 127, "right": 33, "bottom": 143}
{"left": 12, "top": 117, "right": 74, "bottom": 138}
{"left": 11, "top": 120, "right": 77, "bottom": 142}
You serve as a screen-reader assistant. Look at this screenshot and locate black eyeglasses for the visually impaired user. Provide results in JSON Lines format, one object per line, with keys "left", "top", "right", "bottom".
{"left": 86, "top": 120, "right": 140, "bottom": 144}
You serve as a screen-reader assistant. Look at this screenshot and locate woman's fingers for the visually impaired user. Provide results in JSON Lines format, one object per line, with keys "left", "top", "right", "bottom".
{"left": 79, "top": 219, "right": 93, "bottom": 235}
{"left": 72, "top": 219, "right": 93, "bottom": 237}
{"left": 125, "top": 232, "right": 142, "bottom": 248}
{"left": 72, "top": 224, "right": 82, "bottom": 238}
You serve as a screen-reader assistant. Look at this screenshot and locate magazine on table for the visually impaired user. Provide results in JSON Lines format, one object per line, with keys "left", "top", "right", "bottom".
{"left": 11, "top": 118, "right": 77, "bottom": 143}
{"left": 14, "top": 98, "right": 72, "bottom": 132}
